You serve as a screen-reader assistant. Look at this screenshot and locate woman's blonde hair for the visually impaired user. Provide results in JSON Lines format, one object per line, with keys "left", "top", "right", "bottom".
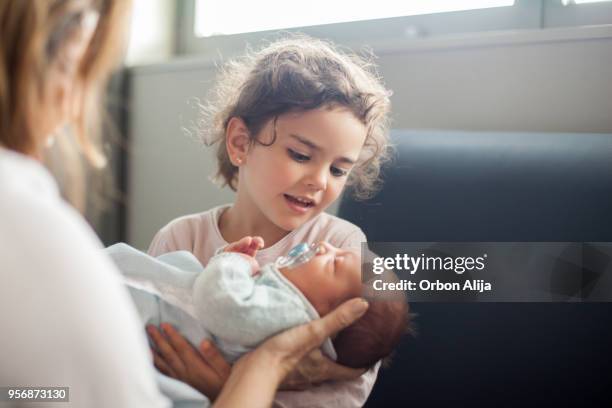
{"left": 200, "top": 35, "right": 393, "bottom": 200}
{"left": 0, "top": 0, "right": 130, "bottom": 208}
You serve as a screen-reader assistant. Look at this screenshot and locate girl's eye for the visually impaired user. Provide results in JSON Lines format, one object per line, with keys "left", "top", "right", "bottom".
{"left": 330, "top": 166, "right": 348, "bottom": 177}
{"left": 288, "top": 149, "right": 310, "bottom": 162}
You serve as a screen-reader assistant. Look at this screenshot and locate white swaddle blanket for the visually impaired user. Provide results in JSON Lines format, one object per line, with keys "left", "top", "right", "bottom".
{"left": 106, "top": 243, "right": 336, "bottom": 363}
{"left": 107, "top": 243, "right": 341, "bottom": 407}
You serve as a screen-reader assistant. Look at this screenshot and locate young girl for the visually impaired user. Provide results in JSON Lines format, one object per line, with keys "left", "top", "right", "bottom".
{"left": 148, "top": 35, "right": 392, "bottom": 407}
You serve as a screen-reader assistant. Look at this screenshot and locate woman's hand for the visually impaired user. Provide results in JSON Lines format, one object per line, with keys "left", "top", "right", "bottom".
{"left": 147, "top": 324, "right": 231, "bottom": 400}
{"left": 213, "top": 298, "right": 369, "bottom": 408}
{"left": 279, "top": 348, "right": 366, "bottom": 390}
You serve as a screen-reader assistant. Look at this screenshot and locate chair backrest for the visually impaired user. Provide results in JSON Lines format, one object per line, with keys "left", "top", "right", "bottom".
{"left": 338, "top": 130, "right": 612, "bottom": 406}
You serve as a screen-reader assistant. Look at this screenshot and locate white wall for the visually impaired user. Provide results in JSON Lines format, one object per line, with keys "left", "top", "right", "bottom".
{"left": 125, "top": 0, "right": 176, "bottom": 66}
{"left": 126, "top": 25, "right": 612, "bottom": 249}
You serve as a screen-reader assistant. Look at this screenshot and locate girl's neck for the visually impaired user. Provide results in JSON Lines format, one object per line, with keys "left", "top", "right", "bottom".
{"left": 219, "top": 197, "right": 290, "bottom": 248}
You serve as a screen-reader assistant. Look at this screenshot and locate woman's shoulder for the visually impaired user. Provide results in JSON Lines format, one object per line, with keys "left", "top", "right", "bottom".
{"left": 0, "top": 147, "right": 59, "bottom": 199}
{"left": 1, "top": 173, "right": 108, "bottom": 274}
{"left": 0, "top": 156, "right": 129, "bottom": 310}
{"left": 1, "top": 152, "right": 88, "bottom": 252}
{"left": 0, "top": 164, "right": 170, "bottom": 407}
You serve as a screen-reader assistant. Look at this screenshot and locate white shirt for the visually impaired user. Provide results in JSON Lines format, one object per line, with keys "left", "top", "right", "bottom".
{"left": 0, "top": 147, "right": 169, "bottom": 407}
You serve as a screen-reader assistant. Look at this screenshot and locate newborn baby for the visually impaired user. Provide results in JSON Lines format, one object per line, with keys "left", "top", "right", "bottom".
{"left": 107, "top": 238, "right": 408, "bottom": 370}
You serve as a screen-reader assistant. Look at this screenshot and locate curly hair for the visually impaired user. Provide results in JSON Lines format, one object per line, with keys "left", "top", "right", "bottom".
{"left": 198, "top": 34, "right": 393, "bottom": 200}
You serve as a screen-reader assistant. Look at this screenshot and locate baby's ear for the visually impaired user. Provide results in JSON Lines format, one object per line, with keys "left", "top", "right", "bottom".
{"left": 226, "top": 117, "right": 251, "bottom": 163}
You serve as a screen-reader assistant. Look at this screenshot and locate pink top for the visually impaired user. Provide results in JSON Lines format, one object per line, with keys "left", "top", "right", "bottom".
{"left": 148, "top": 204, "right": 379, "bottom": 407}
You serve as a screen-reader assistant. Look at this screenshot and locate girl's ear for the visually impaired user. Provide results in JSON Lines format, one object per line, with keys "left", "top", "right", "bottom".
{"left": 226, "top": 117, "right": 251, "bottom": 165}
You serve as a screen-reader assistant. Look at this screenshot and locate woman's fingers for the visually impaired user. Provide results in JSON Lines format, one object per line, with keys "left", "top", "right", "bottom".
{"left": 261, "top": 297, "right": 368, "bottom": 384}
{"left": 151, "top": 348, "right": 177, "bottom": 378}
{"left": 279, "top": 348, "right": 365, "bottom": 389}
{"left": 147, "top": 325, "right": 186, "bottom": 376}
{"left": 147, "top": 324, "right": 232, "bottom": 399}
{"left": 200, "top": 340, "right": 232, "bottom": 379}
{"left": 160, "top": 323, "right": 199, "bottom": 364}
{"left": 213, "top": 299, "right": 368, "bottom": 406}
{"left": 279, "top": 349, "right": 326, "bottom": 390}
{"left": 322, "top": 360, "right": 367, "bottom": 382}
{"left": 300, "top": 298, "right": 368, "bottom": 352}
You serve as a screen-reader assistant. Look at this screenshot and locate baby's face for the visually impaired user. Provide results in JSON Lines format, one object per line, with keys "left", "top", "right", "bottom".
{"left": 280, "top": 242, "right": 362, "bottom": 316}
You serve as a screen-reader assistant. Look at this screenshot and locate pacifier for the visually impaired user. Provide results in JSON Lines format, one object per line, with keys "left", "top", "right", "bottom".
{"left": 275, "top": 242, "right": 321, "bottom": 269}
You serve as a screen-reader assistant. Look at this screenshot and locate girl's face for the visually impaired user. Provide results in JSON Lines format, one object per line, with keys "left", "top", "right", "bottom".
{"left": 239, "top": 107, "right": 367, "bottom": 232}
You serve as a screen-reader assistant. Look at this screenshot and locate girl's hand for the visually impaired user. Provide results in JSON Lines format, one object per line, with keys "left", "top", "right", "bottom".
{"left": 279, "top": 349, "right": 366, "bottom": 390}
{"left": 224, "top": 236, "right": 264, "bottom": 257}
{"left": 147, "top": 324, "right": 231, "bottom": 400}
{"left": 214, "top": 298, "right": 369, "bottom": 408}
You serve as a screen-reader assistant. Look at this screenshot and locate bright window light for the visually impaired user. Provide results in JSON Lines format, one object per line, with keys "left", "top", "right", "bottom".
{"left": 194, "top": 0, "right": 515, "bottom": 37}
{"left": 562, "top": 0, "right": 612, "bottom": 4}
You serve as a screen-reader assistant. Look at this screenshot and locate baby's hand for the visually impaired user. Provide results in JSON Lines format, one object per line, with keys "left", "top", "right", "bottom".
{"left": 224, "top": 236, "right": 264, "bottom": 275}
{"left": 224, "top": 236, "right": 264, "bottom": 257}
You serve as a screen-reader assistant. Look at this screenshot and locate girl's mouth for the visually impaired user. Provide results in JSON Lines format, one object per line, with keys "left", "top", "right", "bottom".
{"left": 284, "top": 194, "right": 315, "bottom": 213}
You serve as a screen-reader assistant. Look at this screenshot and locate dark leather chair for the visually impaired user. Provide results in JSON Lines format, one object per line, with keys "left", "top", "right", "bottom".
{"left": 338, "top": 130, "right": 612, "bottom": 406}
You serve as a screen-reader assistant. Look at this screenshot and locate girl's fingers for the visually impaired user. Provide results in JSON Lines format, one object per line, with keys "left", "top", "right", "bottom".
{"left": 200, "top": 340, "right": 232, "bottom": 379}
{"left": 147, "top": 325, "right": 186, "bottom": 376}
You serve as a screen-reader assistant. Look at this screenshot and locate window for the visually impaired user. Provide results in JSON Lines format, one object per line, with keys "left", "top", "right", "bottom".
{"left": 546, "top": 0, "right": 612, "bottom": 28}
{"left": 194, "top": 0, "right": 515, "bottom": 38}
{"left": 562, "top": 0, "right": 612, "bottom": 4}
{"left": 177, "top": 0, "right": 612, "bottom": 57}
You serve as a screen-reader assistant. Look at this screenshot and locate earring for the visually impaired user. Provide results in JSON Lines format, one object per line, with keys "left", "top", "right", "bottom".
{"left": 235, "top": 157, "right": 243, "bottom": 165}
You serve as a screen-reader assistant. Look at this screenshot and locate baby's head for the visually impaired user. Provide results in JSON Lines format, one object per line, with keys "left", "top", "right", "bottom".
{"left": 280, "top": 242, "right": 362, "bottom": 316}
{"left": 280, "top": 242, "right": 409, "bottom": 368}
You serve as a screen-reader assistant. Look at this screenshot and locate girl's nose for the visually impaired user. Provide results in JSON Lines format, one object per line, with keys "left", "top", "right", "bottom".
{"left": 305, "top": 166, "right": 328, "bottom": 191}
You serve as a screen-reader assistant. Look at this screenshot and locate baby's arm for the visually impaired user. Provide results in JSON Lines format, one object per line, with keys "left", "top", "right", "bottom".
{"left": 192, "top": 253, "right": 310, "bottom": 347}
